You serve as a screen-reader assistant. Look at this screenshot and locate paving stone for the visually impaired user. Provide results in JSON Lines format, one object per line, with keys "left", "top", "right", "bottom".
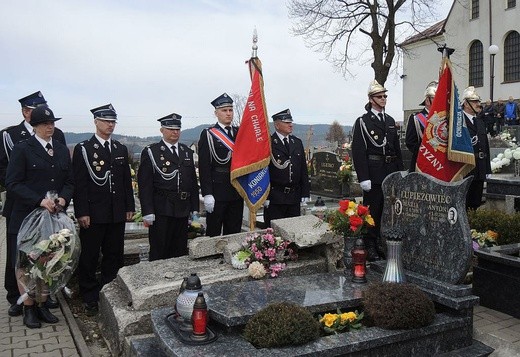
{"left": 497, "top": 318, "right": 520, "bottom": 328}
{"left": 27, "top": 336, "right": 58, "bottom": 347}
{"left": 473, "top": 318, "right": 495, "bottom": 328}
{"left": 477, "top": 323, "right": 503, "bottom": 333}
{"left": 12, "top": 345, "right": 43, "bottom": 356}
{"left": 61, "top": 347, "right": 80, "bottom": 357}
{"left": 477, "top": 312, "right": 503, "bottom": 323}
{"left": 489, "top": 329, "right": 520, "bottom": 343}
{"left": 487, "top": 309, "right": 515, "bottom": 319}
{"left": 474, "top": 305, "right": 489, "bottom": 313}
{"left": 8, "top": 340, "right": 27, "bottom": 349}
{"left": 0, "top": 336, "right": 12, "bottom": 345}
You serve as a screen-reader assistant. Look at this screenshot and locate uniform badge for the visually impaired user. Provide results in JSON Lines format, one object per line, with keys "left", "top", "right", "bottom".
{"left": 160, "top": 156, "right": 165, "bottom": 161}
{"left": 165, "top": 161, "right": 170, "bottom": 166}
{"left": 100, "top": 160, "right": 105, "bottom": 165}
{"left": 277, "top": 159, "right": 282, "bottom": 164}
{"left": 162, "top": 168, "right": 168, "bottom": 172}
{"left": 93, "top": 153, "right": 98, "bottom": 159}
{"left": 94, "top": 143, "right": 99, "bottom": 149}
{"left": 96, "top": 166, "right": 101, "bottom": 172}
{"left": 47, "top": 149, "right": 54, "bottom": 156}
{"left": 114, "top": 143, "right": 118, "bottom": 149}
{"left": 374, "top": 135, "right": 379, "bottom": 140}
{"left": 93, "top": 161, "right": 98, "bottom": 166}
{"left": 370, "top": 130, "right": 375, "bottom": 134}
{"left": 160, "top": 146, "right": 166, "bottom": 151}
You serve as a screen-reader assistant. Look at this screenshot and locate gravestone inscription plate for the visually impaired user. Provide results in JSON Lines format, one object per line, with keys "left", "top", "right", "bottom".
{"left": 381, "top": 171, "right": 472, "bottom": 284}
{"left": 309, "top": 151, "right": 342, "bottom": 197}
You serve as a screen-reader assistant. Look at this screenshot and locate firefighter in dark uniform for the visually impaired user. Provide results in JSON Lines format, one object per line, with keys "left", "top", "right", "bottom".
{"left": 198, "top": 93, "right": 244, "bottom": 236}
{"left": 405, "top": 81, "right": 437, "bottom": 172}
{"left": 0, "top": 91, "right": 64, "bottom": 317}
{"left": 264, "top": 109, "right": 310, "bottom": 227}
{"left": 461, "top": 86, "right": 491, "bottom": 211}
{"left": 72, "top": 104, "right": 135, "bottom": 316}
{"left": 137, "top": 113, "right": 199, "bottom": 260}
{"left": 6, "top": 105, "right": 73, "bottom": 328}
{"left": 351, "top": 80, "right": 404, "bottom": 261}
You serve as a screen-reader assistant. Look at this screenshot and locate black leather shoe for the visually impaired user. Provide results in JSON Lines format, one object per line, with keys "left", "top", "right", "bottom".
{"left": 23, "top": 305, "right": 41, "bottom": 329}
{"left": 44, "top": 297, "right": 59, "bottom": 309}
{"left": 36, "top": 305, "right": 59, "bottom": 324}
{"left": 8, "top": 303, "right": 23, "bottom": 317}
{"left": 84, "top": 302, "right": 99, "bottom": 317}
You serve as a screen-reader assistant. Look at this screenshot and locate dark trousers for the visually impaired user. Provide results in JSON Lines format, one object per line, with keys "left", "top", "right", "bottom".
{"left": 466, "top": 180, "right": 484, "bottom": 211}
{"left": 264, "top": 203, "right": 300, "bottom": 227}
{"left": 78, "top": 222, "right": 125, "bottom": 304}
{"left": 362, "top": 184, "right": 384, "bottom": 246}
{"left": 5, "top": 215, "right": 20, "bottom": 304}
{"left": 148, "top": 215, "right": 189, "bottom": 261}
{"left": 206, "top": 199, "right": 244, "bottom": 237}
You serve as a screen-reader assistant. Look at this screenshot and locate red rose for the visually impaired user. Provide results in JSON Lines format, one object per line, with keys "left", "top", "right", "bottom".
{"left": 344, "top": 154, "right": 350, "bottom": 162}
{"left": 339, "top": 200, "right": 350, "bottom": 214}
{"left": 357, "top": 204, "right": 369, "bottom": 216}
{"left": 349, "top": 215, "right": 363, "bottom": 232}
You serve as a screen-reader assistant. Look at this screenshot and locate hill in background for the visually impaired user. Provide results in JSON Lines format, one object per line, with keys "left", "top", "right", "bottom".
{"left": 64, "top": 123, "right": 352, "bottom": 156}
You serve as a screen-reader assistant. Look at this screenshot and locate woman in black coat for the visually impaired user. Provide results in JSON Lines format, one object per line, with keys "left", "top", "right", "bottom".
{"left": 6, "top": 105, "right": 74, "bottom": 329}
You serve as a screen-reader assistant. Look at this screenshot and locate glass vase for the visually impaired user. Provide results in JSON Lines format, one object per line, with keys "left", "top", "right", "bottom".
{"left": 382, "top": 240, "right": 406, "bottom": 283}
{"left": 344, "top": 236, "right": 356, "bottom": 269}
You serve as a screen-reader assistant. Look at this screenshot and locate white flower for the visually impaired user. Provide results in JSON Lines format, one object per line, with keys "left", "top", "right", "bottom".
{"left": 514, "top": 150, "right": 520, "bottom": 160}
{"left": 231, "top": 253, "right": 248, "bottom": 270}
{"left": 497, "top": 153, "right": 504, "bottom": 160}
{"left": 59, "top": 228, "right": 71, "bottom": 237}
{"left": 501, "top": 158, "right": 511, "bottom": 166}
{"left": 248, "top": 261, "right": 266, "bottom": 279}
{"left": 504, "top": 149, "right": 513, "bottom": 159}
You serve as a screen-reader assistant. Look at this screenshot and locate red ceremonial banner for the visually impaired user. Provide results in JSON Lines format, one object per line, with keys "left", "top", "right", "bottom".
{"left": 416, "top": 58, "right": 475, "bottom": 182}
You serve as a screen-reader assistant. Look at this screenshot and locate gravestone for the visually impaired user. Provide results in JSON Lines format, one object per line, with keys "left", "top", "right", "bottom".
{"left": 380, "top": 171, "right": 472, "bottom": 284}
{"left": 309, "top": 151, "right": 342, "bottom": 198}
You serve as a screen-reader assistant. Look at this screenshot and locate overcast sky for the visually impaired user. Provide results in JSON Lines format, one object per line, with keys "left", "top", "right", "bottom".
{"left": 0, "top": 0, "right": 453, "bottom": 137}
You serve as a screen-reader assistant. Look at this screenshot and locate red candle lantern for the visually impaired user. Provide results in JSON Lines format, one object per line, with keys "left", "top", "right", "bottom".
{"left": 351, "top": 238, "right": 367, "bottom": 283}
{"left": 191, "top": 292, "right": 208, "bottom": 340}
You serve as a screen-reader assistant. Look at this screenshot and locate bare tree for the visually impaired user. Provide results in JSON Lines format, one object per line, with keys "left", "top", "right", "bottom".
{"left": 230, "top": 93, "right": 248, "bottom": 127}
{"left": 288, "top": 0, "right": 442, "bottom": 85}
{"left": 326, "top": 120, "right": 346, "bottom": 145}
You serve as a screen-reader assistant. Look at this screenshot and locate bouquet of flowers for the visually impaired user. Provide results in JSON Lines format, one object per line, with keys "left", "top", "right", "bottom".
{"left": 232, "top": 228, "right": 297, "bottom": 279}
{"left": 471, "top": 229, "right": 498, "bottom": 251}
{"left": 318, "top": 309, "right": 363, "bottom": 334}
{"left": 337, "top": 154, "right": 353, "bottom": 183}
{"left": 324, "top": 199, "right": 375, "bottom": 237}
{"left": 187, "top": 212, "right": 206, "bottom": 239}
{"left": 16, "top": 208, "right": 80, "bottom": 303}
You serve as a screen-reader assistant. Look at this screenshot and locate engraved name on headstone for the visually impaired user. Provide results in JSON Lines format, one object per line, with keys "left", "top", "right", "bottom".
{"left": 309, "top": 151, "right": 342, "bottom": 198}
{"left": 381, "top": 171, "right": 472, "bottom": 284}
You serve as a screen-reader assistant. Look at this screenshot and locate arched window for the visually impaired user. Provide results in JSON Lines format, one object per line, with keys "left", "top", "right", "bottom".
{"left": 504, "top": 31, "right": 520, "bottom": 82}
{"left": 469, "top": 41, "right": 483, "bottom": 87}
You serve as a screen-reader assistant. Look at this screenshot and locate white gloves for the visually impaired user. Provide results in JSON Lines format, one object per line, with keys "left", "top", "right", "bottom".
{"left": 301, "top": 197, "right": 310, "bottom": 205}
{"left": 360, "top": 180, "right": 372, "bottom": 192}
{"left": 486, "top": 174, "right": 491, "bottom": 179}
{"left": 263, "top": 200, "right": 270, "bottom": 208}
{"left": 204, "top": 195, "right": 215, "bottom": 213}
{"left": 143, "top": 214, "right": 155, "bottom": 226}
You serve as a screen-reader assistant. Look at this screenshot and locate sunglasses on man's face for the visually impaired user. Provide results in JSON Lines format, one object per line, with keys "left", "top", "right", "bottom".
{"left": 373, "top": 95, "right": 388, "bottom": 99}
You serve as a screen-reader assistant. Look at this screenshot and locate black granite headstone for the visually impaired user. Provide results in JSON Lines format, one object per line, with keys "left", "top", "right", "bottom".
{"left": 309, "top": 151, "right": 342, "bottom": 198}
{"left": 381, "top": 171, "right": 473, "bottom": 284}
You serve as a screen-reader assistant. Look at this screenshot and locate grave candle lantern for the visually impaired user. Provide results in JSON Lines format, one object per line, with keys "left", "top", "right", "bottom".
{"left": 351, "top": 238, "right": 368, "bottom": 283}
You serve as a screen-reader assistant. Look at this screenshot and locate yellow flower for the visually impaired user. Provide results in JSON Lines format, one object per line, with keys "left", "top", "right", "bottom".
{"left": 348, "top": 201, "right": 356, "bottom": 210}
{"left": 365, "top": 216, "right": 375, "bottom": 226}
{"left": 320, "top": 313, "right": 338, "bottom": 328}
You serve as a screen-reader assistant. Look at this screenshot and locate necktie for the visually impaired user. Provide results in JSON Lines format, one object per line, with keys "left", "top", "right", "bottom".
{"left": 283, "top": 137, "right": 289, "bottom": 150}
{"left": 225, "top": 126, "right": 233, "bottom": 139}
{"left": 45, "top": 143, "right": 53, "bottom": 156}
{"left": 378, "top": 113, "right": 385, "bottom": 124}
{"left": 172, "top": 145, "right": 179, "bottom": 160}
{"left": 104, "top": 141, "right": 111, "bottom": 161}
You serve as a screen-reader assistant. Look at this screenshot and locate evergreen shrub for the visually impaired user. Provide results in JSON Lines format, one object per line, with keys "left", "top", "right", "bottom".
{"left": 468, "top": 209, "right": 520, "bottom": 245}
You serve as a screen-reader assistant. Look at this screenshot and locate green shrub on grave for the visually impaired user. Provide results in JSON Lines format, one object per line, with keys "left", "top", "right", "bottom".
{"left": 243, "top": 302, "right": 320, "bottom": 348}
{"left": 468, "top": 209, "right": 520, "bottom": 245}
{"left": 362, "top": 283, "right": 435, "bottom": 330}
